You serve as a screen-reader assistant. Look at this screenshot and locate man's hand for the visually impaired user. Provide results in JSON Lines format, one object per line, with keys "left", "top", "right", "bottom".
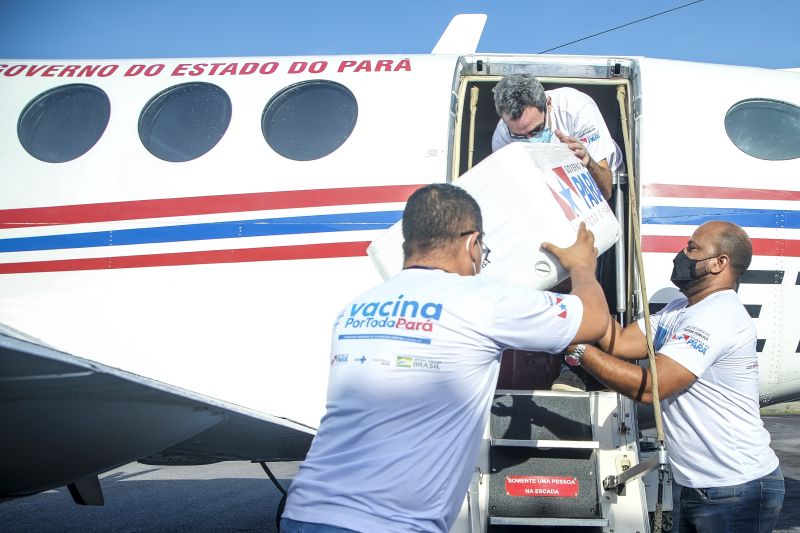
{"left": 542, "top": 223, "right": 607, "bottom": 344}
{"left": 540, "top": 222, "right": 598, "bottom": 273}
{"left": 555, "top": 129, "right": 590, "bottom": 166}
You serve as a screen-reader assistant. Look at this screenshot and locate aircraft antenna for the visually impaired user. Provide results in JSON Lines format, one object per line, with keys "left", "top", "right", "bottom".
{"left": 538, "top": 0, "right": 704, "bottom": 54}
{"left": 432, "top": 14, "right": 487, "bottom": 55}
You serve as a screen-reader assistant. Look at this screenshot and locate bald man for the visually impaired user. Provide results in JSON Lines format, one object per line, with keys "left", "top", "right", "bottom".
{"left": 561, "top": 221, "right": 783, "bottom": 532}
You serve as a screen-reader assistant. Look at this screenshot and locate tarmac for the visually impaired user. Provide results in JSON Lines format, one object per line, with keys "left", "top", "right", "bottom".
{"left": 2, "top": 414, "right": 799, "bottom": 532}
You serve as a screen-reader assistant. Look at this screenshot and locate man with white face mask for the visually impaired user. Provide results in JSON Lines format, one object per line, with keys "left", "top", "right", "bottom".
{"left": 567, "top": 221, "right": 784, "bottom": 532}
{"left": 492, "top": 73, "right": 622, "bottom": 201}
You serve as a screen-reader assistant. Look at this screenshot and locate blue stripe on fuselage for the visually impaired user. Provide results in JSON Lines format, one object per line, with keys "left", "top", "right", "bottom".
{"left": 643, "top": 206, "right": 799, "bottom": 229}
{"left": 0, "top": 211, "right": 403, "bottom": 253}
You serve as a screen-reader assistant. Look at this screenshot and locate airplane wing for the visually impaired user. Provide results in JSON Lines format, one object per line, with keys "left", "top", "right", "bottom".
{"left": 0, "top": 324, "right": 314, "bottom": 500}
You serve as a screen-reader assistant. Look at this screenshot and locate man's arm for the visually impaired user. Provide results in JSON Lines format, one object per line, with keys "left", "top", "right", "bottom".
{"left": 598, "top": 319, "right": 649, "bottom": 360}
{"left": 580, "top": 345, "right": 697, "bottom": 403}
{"left": 585, "top": 158, "right": 613, "bottom": 201}
{"left": 541, "top": 223, "right": 609, "bottom": 343}
{"left": 554, "top": 130, "right": 612, "bottom": 200}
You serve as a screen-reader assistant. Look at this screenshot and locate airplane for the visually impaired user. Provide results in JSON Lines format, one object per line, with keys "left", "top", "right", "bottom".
{"left": 2, "top": 12, "right": 799, "bottom": 531}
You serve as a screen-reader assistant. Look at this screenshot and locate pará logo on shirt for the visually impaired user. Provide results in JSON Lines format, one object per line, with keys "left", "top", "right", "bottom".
{"left": 671, "top": 333, "right": 709, "bottom": 355}
{"left": 671, "top": 325, "right": 710, "bottom": 354}
{"left": 580, "top": 132, "right": 600, "bottom": 144}
{"left": 544, "top": 293, "right": 570, "bottom": 319}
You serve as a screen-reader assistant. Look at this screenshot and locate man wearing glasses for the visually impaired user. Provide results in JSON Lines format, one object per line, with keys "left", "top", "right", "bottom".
{"left": 492, "top": 73, "right": 621, "bottom": 201}
{"left": 281, "top": 183, "right": 610, "bottom": 533}
{"left": 493, "top": 73, "right": 622, "bottom": 392}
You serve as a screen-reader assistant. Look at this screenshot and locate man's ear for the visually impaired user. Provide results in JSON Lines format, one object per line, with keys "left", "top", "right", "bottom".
{"left": 712, "top": 254, "right": 729, "bottom": 274}
{"left": 464, "top": 232, "right": 476, "bottom": 260}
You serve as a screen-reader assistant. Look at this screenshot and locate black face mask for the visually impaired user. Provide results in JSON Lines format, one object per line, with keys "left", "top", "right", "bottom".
{"left": 670, "top": 250, "right": 717, "bottom": 292}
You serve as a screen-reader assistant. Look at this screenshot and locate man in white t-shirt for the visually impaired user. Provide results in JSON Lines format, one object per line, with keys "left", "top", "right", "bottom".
{"left": 493, "top": 73, "right": 623, "bottom": 393}
{"left": 281, "top": 183, "right": 610, "bottom": 533}
{"left": 492, "top": 73, "right": 622, "bottom": 201}
{"left": 566, "top": 221, "right": 784, "bottom": 532}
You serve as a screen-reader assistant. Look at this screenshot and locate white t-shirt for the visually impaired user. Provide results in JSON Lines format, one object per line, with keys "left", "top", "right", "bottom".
{"left": 283, "top": 268, "right": 583, "bottom": 533}
{"left": 492, "top": 87, "right": 622, "bottom": 172}
{"left": 639, "top": 290, "right": 779, "bottom": 488}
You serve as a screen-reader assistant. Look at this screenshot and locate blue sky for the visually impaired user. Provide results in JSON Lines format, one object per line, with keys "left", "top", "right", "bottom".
{"left": 0, "top": 0, "right": 797, "bottom": 69}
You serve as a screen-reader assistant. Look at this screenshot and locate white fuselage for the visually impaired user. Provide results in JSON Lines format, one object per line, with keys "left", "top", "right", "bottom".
{"left": 1, "top": 53, "right": 799, "bottom": 432}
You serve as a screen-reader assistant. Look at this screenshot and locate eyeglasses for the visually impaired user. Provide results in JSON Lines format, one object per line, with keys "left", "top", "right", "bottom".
{"left": 459, "top": 230, "right": 491, "bottom": 268}
{"left": 509, "top": 113, "right": 548, "bottom": 141}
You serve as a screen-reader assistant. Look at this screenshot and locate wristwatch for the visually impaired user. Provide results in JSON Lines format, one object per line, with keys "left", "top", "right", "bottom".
{"left": 564, "top": 344, "right": 587, "bottom": 367}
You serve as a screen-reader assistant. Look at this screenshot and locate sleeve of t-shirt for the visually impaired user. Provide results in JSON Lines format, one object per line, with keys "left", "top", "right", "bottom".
{"left": 487, "top": 282, "right": 583, "bottom": 354}
{"left": 492, "top": 119, "right": 510, "bottom": 152}
{"left": 572, "top": 97, "right": 616, "bottom": 166}
{"left": 636, "top": 312, "right": 663, "bottom": 349}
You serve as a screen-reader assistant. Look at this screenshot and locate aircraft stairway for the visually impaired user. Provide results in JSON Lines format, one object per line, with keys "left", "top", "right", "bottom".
{"left": 456, "top": 389, "right": 654, "bottom": 532}
{"left": 487, "top": 390, "right": 606, "bottom": 530}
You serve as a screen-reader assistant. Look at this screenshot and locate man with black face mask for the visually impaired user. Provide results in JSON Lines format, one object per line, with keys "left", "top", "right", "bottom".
{"left": 560, "top": 221, "right": 784, "bottom": 532}
{"left": 670, "top": 248, "right": 719, "bottom": 292}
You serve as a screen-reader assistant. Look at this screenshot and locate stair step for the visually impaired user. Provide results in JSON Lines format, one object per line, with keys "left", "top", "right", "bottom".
{"left": 490, "top": 517, "right": 608, "bottom": 527}
{"left": 491, "top": 438, "right": 599, "bottom": 449}
{"left": 491, "top": 392, "right": 593, "bottom": 442}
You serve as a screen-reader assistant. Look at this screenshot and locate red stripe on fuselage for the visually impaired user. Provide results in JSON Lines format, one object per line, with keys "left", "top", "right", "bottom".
{"left": 643, "top": 184, "right": 800, "bottom": 201}
{"left": 642, "top": 235, "right": 800, "bottom": 257}
{"left": 0, "top": 185, "right": 425, "bottom": 229}
{"left": 0, "top": 241, "right": 370, "bottom": 274}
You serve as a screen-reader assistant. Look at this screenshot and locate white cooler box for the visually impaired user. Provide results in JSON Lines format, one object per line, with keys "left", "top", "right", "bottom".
{"left": 367, "top": 142, "right": 621, "bottom": 290}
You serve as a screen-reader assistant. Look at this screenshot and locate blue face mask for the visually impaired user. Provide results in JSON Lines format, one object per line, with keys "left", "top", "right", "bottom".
{"left": 509, "top": 111, "right": 552, "bottom": 144}
{"left": 526, "top": 129, "right": 553, "bottom": 143}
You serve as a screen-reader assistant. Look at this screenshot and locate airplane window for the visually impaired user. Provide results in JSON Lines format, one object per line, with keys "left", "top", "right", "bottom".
{"left": 139, "top": 82, "right": 232, "bottom": 162}
{"left": 262, "top": 80, "right": 357, "bottom": 161}
{"left": 725, "top": 99, "right": 800, "bottom": 160}
{"left": 18, "top": 84, "right": 110, "bottom": 163}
